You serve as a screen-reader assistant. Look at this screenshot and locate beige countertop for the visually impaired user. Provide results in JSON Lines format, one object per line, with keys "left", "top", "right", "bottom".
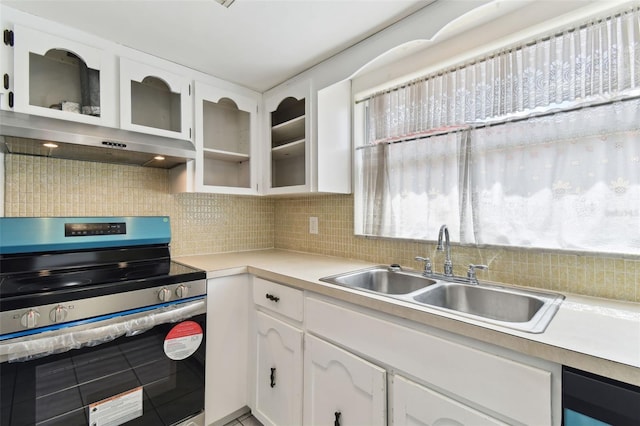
{"left": 176, "top": 249, "right": 640, "bottom": 386}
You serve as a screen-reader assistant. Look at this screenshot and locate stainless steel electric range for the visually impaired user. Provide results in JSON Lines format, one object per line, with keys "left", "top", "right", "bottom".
{"left": 0, "top": 216, "right": 207, "bottom": 426}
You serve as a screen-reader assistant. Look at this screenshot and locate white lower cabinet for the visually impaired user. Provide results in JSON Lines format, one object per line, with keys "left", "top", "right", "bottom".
{"left": 244, "top": 280, "right": 559, "bottom": 426}
{"left": 254, "top": 311, "right": 303, "bottom": 426}
{"left": 392, "top": 375, "right": 507, "bottom": 426}
{"left": 305, "top": 295, "right": 560, "bottom": 426}
{"left": 205, "top": 275, "right": 249, "bottom": 425}
{"left": 303, "top": 334, "right": 386, "bottom": 426}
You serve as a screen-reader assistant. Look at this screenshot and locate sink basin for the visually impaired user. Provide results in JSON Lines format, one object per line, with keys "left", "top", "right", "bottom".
{"left": 320, "top": 266, "right": 436, "bottom": 295}
{"left": 413, "top": 283, "right": 543, "bottom": 322}
{"left": 412, "top": 282, "right": 564, "bottom": 333}
{"left": 320, "top": 266, "right": 564, "bottom": 333}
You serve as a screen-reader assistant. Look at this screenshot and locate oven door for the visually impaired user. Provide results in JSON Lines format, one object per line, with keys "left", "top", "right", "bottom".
{"left": 0, "top": 298, "right": 206, "bottom": 426}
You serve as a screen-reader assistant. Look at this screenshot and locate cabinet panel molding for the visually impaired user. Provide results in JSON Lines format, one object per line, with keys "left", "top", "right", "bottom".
{"left": 392, "top": 375, "right": 508, "bottom": 426}
{"left": 254, "top": 311, "right": 303, "bottom": 426}
{"left": 303, "top": 334, "right": 386, "bottom": 426}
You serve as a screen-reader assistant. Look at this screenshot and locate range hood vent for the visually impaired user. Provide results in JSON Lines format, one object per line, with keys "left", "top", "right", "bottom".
{"left": 0, "top": 111, "right": 196, "bottom": 169}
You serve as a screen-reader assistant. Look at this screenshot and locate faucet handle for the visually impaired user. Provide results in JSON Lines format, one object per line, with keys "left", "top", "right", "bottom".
{"left": 467, "top": 264, "right": 488, "bottom": 284}
{"left": 414, "top": 256, "right": 433, "bottom": 276}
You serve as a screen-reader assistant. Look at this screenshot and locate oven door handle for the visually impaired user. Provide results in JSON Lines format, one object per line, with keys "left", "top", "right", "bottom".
{"left": 0, "top": 298, "right": 206, "bottom": 362}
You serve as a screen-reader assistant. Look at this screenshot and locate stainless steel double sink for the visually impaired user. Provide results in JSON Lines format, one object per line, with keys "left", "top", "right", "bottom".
{"left": 320, "top": 266, "right": 564, "bottom": 333}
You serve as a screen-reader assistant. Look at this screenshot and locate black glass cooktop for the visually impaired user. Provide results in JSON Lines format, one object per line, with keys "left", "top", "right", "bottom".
{"left": 0, "top": 245, "right": 205, "bottom": 312}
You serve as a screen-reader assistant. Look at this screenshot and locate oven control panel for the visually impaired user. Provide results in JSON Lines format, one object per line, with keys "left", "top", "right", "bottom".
{"left": 0, "top": 216, "right": 171, "bottom": 254}
{"left": 65, "top": 222, "right": 126, "bottom": 237}
{"left": 0, "top": 280, "right": 207, "bottom": 336}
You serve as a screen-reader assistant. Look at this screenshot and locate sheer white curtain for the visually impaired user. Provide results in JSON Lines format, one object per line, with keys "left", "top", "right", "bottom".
{"left": 356, "top": 7, "right": 640, "bottom": 253}
{"left": 470, "top": 99, "right": 640, "bottom": 253}
{"left": 366, "top": 7, "right": 640, "bottom": 145}
{"left": 356, "top": 130, "right": 469, "bottom": 241}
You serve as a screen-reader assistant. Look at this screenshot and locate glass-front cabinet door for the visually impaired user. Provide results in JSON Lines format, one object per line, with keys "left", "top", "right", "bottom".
{"left": 193, "top": 82, "right": 258, "bottom": 194}
{"left": 264, "top": 80, "right": 311, "bottom": 194}
{"left": 119, "top": 57, "right": 192, "bottom": 140}
{"left": 12, "top": 25, "right": 111, "bottom": 125}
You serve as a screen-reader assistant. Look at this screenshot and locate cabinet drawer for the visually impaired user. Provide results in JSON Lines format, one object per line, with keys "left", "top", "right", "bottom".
{"left": 253, "top": 278, "right": 303, "bottom": 322}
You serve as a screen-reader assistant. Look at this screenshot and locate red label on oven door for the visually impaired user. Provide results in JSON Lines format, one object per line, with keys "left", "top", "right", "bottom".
{"left": 163, "top": 320, "right": 203, "bottom": 360}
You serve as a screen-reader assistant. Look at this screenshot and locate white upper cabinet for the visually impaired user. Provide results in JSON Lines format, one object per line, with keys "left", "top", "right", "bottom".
{"left": 264, "top": 79, "right": 312, "bottom": 194}
{"left": 192, "top": 81, "right": 259, "bottom": 194}
{"left": 316, "top": 79, "right": 351, "bottom": 194}
{"left": 119, "top": 57, "right": 192, "bottom": 140}
{"left": 11, "top": 25, "right": 114, "bottom": 126}
{"left": 263, "top": 78, "right": 352, "bottom": 195}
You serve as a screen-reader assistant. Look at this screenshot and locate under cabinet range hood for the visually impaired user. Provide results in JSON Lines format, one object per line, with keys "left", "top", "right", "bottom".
{"left": 0, "top": 111, "right": 196, "bottom": 169}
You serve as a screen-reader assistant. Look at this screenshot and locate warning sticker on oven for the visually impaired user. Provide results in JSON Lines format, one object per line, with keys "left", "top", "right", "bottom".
{"left": 88, "top": 386, "right": 143, "bottom": 426}
{"left": 164, "top": 320, "right": 203, "bottom": 360}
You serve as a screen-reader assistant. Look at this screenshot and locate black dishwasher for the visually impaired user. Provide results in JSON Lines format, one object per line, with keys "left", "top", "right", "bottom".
{"left": 562, "top": 366, "right": 640, "bottom": 425}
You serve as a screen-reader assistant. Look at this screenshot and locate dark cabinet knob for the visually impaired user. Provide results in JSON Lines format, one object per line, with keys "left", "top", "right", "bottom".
{"left": 334, "top": 411, "right": 341, "bottom": 426}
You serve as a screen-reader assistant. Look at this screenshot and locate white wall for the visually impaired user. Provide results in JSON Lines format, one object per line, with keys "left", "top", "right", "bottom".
{"left": 263, "top": 0, "right": 493, "bottom": 97}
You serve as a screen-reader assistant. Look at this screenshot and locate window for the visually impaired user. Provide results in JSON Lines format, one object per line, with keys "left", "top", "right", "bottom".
{"left": 355, "top": 7, "right": 640, "bottom": 255}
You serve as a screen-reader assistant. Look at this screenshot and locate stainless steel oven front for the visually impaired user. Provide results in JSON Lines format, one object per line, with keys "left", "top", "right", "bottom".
{"left": 0, "top": 216, "right": 208, "bottom": 426}
{"left": 0, "top": 284, "right": 207, "bottom": 426}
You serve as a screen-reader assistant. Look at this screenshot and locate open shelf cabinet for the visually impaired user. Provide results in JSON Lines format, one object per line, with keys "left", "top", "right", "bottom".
{"left": 119, "top": 57, "right": 192, "bottom": 140}
{"left": 267, "top": 88, "right": 309, "bottom": 192}
{"left": 190, "top": 82, "right": 258, "bottom": 194}
{"left": 11, "top": 25, "right": 111, "bottom": 126}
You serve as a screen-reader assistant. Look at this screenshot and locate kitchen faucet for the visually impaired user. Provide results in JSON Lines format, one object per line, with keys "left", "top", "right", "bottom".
{"left": 437, "top": 224, "right": 453, "bottom": 276}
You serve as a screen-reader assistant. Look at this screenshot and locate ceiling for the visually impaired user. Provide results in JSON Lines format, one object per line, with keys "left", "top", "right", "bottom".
{"left": 1, "top": 0, "right": 432, "bottom": 92}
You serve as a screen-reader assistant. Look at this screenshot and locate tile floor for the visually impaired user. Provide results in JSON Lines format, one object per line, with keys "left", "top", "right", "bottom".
{"left": 223, "top": 412, "right": 263, "bottom": 426}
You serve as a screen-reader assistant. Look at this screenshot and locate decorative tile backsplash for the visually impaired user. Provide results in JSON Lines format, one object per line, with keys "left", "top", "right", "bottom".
{"left": 4, "top": 154, "right": 638, "bottom": 302}
{"left": 3, "top": 154, "right": 274, "bottom": 257}
{"left": 274, "top": 195, "right": 640, "bottom": 302}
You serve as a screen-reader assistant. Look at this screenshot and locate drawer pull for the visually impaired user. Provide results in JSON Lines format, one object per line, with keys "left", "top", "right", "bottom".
{"left": 334, "top": 411, "right": 341, "bottom": 426}
{"left": 3, "top": 30, "right": 14, "bottom": 47}
{"left": 265, "top": 293, "right": 280, "bottom": 303}
{"left": 270, "top": 367, "right": 276, "bottom": 388}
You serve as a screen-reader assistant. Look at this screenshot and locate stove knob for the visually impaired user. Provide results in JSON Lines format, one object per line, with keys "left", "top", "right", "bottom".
{"left": 20, "top": 309, "right": 40, "bottom": 329}
{"left": 158, "top": 287, "right": 172, "bottom": 302}
{"left": 176, "top": 285, "right": 189, "bottom": 299}
{"left": 50, "top": 305, "right": 69, "bottom": 323}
